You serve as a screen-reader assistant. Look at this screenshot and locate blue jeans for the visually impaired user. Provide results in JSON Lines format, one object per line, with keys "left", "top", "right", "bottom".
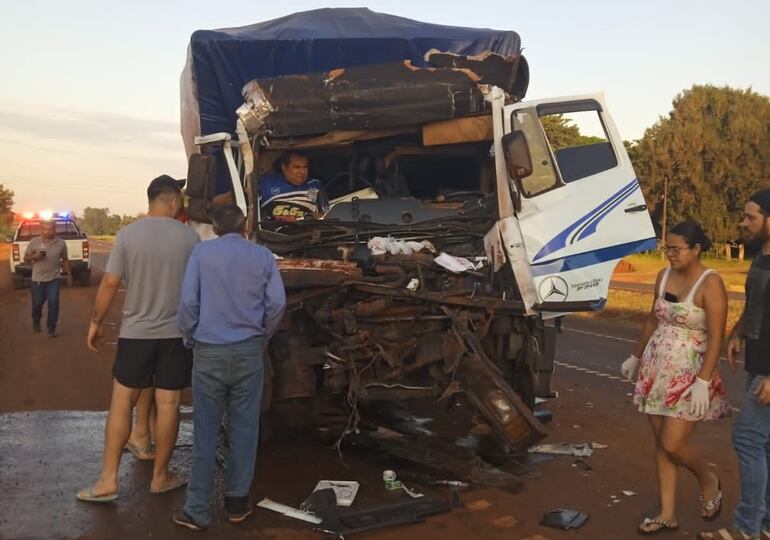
{"left": 30, "top": 280, "right": 60, "bottom": 331}
{"left": 733, "top": 373, "right": 770, "bottom": 537}
{"left": 184, "top": 336, "right": 264, "bottom": 527}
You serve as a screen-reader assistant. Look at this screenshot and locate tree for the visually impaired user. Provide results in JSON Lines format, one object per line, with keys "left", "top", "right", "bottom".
{"left": 541, "top": 114, "right": 605, "bottom": 150}
{"left": 632, "top": 85, "right": 770, "bottom": 246}
{"left": 78, "top": 208, "right": 146, "bottom": 235}
{"left": 0, "top": 184, "right": 14, "bottom": 236}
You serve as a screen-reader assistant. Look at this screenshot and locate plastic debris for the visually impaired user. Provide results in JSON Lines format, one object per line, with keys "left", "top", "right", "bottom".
{"left": 541, "top": 508, "right": 589, "bottom": 530}
{"left": 433, "top": 252, "right": 480, "bottom": 273}
{"left": 257, "top": 498, "right": 323, "bottom": 524}
{"left": 312, "top": 480, "right": 360, "bottom": 506}
{"left": 622, "top": 490, "right": 636, "bottom": 497}
{"left": 529, "top": 443, "right": 594, "bottom": 457}
{"left": 368, "top": 237, "right": 435, "bottom": 256}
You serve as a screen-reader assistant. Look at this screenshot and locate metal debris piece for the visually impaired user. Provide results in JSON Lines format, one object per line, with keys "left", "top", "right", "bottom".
{"left": 529, "top": 443, "right": 592, "bottom": 457}
{"left": 257, "top": 498, "right": 323, "bottom": 524}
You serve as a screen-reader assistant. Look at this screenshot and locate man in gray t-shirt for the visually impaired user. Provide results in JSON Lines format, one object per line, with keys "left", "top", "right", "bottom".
{"left": 77, "top": 175, "right": 199, "bottom": 503}
{"left": 24, "top": 221, "right": 72, "bottom": 336}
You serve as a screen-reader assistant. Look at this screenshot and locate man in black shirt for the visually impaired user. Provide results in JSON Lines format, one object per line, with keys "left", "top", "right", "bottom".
{"left": 701, "top": 189, "right": 770, "bottom": 540}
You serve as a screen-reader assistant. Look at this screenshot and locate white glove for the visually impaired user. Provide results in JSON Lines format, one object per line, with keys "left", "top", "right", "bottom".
{"left": 621, "top": 354, "right": 640, "bottom": 380}
{"left": 685, "top": 377, "right": 710, "bottom": 417}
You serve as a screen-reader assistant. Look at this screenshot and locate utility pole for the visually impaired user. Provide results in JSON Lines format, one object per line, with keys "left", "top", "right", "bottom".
{"left": 660, "top": 175, "right": 668, "bottom": 260}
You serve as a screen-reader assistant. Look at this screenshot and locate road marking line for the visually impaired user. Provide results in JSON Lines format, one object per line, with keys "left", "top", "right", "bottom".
{"left": 562, "top": 326, "right": 743, "bottom": 365}
{"left": 562, "top": 327, "right": 635, "bottom": 343}
{"left": 556, "top": 361, "right": 742, "bottom": 413}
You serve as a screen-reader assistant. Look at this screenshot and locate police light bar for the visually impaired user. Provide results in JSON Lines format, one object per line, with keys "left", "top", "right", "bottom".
{"left": 21, "top": 210, "right": 72, "bottom": 220}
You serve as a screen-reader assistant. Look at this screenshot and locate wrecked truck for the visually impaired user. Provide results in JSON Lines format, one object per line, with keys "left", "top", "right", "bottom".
{"left": 179, "top": 9, "right": 657, "bottom": 477}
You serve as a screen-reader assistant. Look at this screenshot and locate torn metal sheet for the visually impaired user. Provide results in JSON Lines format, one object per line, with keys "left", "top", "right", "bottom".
{"left": 277, "top": 258, "right": 362, "bottom": 288}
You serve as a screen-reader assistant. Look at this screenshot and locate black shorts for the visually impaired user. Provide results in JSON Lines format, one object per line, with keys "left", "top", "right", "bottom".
{"left": 113, "top": 338, "right": 192, "bottom": 390}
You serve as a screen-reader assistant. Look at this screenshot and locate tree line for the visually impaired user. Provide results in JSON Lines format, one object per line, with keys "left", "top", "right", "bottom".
{"left": 76, "top": 207, "right": 146, "bottom": 236}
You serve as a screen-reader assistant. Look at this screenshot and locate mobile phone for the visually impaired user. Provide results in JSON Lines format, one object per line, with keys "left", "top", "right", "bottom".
{"left": 38, "top": 250, "right": 47, "bottom": 257}
{"left": 664, "top": 292, "right": 677, "bottom": 302}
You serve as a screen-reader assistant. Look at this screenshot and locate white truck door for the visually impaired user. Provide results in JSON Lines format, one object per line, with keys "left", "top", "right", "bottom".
{"left": 504, "top": 94, "right": 656, "bottom": 313}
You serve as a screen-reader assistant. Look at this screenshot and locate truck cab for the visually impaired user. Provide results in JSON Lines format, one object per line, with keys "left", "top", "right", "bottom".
{"left": 7, "top": 212, "right": 91, "bottom": 289}
{"left": 180, "top": 10, "right": 656, "bottom": 476}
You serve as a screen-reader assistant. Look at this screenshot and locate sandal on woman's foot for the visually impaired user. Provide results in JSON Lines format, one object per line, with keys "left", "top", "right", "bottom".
{"left": 698, "top": 528, "right": 757, "bottom": 540}
{"left": 638, "top": 517, "right": 679, "bottom": 535}
{"left": 700, "top": 476, "right": 723, "bottom": 521}
{"left": 124, "top": 440, "right": 155, "bottom": 461}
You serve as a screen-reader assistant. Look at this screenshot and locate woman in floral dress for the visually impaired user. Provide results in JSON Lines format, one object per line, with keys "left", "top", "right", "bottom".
{"left": 621, "top": 220, "right": 730, "bottom": 535}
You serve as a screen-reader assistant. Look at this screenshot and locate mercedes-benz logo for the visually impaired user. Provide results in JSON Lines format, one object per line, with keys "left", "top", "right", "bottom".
{"left": 539, "top": 275, "right": 569, "bottom": 302}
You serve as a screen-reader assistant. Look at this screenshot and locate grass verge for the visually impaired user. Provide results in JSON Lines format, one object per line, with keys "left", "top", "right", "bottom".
{"left": 579, "top": 288, "right": 744, "bottom": 329}
{"left": 614, "top": 253, "right": 750, "bottom": 292}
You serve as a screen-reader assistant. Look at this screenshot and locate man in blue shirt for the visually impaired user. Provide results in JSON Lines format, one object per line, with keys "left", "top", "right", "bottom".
{"left": 259, "top": 151, "right": 328, "bottom": 222}
{"left": 173, "top": 205, "right": 286, "bottom": 531}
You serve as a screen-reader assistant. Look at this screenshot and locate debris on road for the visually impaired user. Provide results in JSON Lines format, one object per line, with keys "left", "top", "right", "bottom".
{"left": 312, "top": 480, "right": 360, "bottom": 506}
{"left": 257, "top": 497, "right": 323, "bottom": 524}
{"left": 529, "top": 442, "right": 607, "bottom": 457}
{"left": 622, "top": 490, "right": 636, "bottom": 497}
{"left": 541, "top": 508, "right": 589, "bottom": 530}
{"left": 301, "top": 489, "right": 452, "bottom": 536}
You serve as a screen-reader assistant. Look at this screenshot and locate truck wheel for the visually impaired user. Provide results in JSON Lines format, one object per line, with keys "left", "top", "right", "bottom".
{"left": 12, "top": 274, "right": 25, "bottom": 290}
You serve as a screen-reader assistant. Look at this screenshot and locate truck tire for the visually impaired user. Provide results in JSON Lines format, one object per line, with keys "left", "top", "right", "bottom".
{"left": 12, "top": 274, "right": 25, "bottom": 290}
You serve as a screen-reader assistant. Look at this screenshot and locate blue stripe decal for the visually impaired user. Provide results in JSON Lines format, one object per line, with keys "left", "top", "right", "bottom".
{"left": 570, "top": 180, "right": 638, "bottom": 245}
{"left": 531, "top": 237, "right": 658, "bottom": 277}
{"left": 532, "top": 178, "right": 640, "bottom": 263}
{"left": 575, "top": 183, "right": 638, "bottom": 242}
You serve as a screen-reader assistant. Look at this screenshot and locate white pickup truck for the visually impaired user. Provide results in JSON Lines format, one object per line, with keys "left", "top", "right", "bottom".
{"left": 6, "top": 212, "right": 91, "bottom": 289}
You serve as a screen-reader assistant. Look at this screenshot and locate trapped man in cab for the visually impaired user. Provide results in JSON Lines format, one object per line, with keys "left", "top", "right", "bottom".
{"left": 258, "top": 151, "right": 328, "bottom": 222}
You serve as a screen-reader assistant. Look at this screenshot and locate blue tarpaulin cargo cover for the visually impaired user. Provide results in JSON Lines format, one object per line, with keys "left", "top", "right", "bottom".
{"left": 181, "top": 8, "right": 525, "bottom": 156}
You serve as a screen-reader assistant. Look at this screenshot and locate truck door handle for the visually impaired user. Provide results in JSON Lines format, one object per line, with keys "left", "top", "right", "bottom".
{"left": 625, "top": 204, "right": 647, "bottom": 213}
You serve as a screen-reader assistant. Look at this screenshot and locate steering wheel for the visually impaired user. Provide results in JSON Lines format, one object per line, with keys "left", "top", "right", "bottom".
{"left": 435, "top": 190, "right": 486, "bottom": 202}
{"left": 324, "top": 172, "right": 381, "bottom": 198}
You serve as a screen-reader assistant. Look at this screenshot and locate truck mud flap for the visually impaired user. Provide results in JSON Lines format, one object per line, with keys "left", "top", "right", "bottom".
{"left": 441, "top": 307, "right": 547, "bottom": 451}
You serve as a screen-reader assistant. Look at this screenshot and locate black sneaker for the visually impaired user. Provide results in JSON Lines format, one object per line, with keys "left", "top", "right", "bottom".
{"left": 33, "top": 320, "right": 41, "bottom": 333}
{"left": 224, "top": 496, "right": 252, "bottom": 523}
{"left": 172, "top": 511, "right": 205, "bottom": 531}
{"left": 47, "top": 328, "right": 57, "bottom": 337}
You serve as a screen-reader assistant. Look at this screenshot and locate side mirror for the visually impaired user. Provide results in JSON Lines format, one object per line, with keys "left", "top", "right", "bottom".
{"left": 502, "top": 130, "right": 533, "bottom": 180}
{"left": 186, "top": 154, "right": 218, "bottom": 224}
{"left": 5, "top": 236, "right": 13, "bottom": 243}
{"left": 81, "top": 233, "right": 88, "bottom": 239}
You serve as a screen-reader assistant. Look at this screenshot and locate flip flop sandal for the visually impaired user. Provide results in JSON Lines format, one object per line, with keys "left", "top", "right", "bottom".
{"left": 700, "top": 477, "right": 723, "bottom": 521}
{"left": 150, "top": 475, "right": 188, "bottom": 495}
{"left": 124, "top": 440, "right": 155, "bottom": 461}
{"left": 698, "top": 529, "right": 757, "bottom": 540}
{"left": 638, "top": 517, "right": 679, "bottom": 535}
{"left": 76, "top": 486, "right": 118, "bottom": 503}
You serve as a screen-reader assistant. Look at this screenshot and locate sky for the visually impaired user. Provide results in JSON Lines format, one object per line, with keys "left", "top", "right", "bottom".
{"left": 1, "top": 0, "right": 768, "bottom": 215}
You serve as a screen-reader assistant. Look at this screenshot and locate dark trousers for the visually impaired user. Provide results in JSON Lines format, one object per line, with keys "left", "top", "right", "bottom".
{"left": 30, "top": 280, "right": 61, "bottom": 331}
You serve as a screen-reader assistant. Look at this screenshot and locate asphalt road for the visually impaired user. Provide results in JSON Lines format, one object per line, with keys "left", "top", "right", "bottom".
{"left": 0, "top": 243, "right": 748, "bottom": 540}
